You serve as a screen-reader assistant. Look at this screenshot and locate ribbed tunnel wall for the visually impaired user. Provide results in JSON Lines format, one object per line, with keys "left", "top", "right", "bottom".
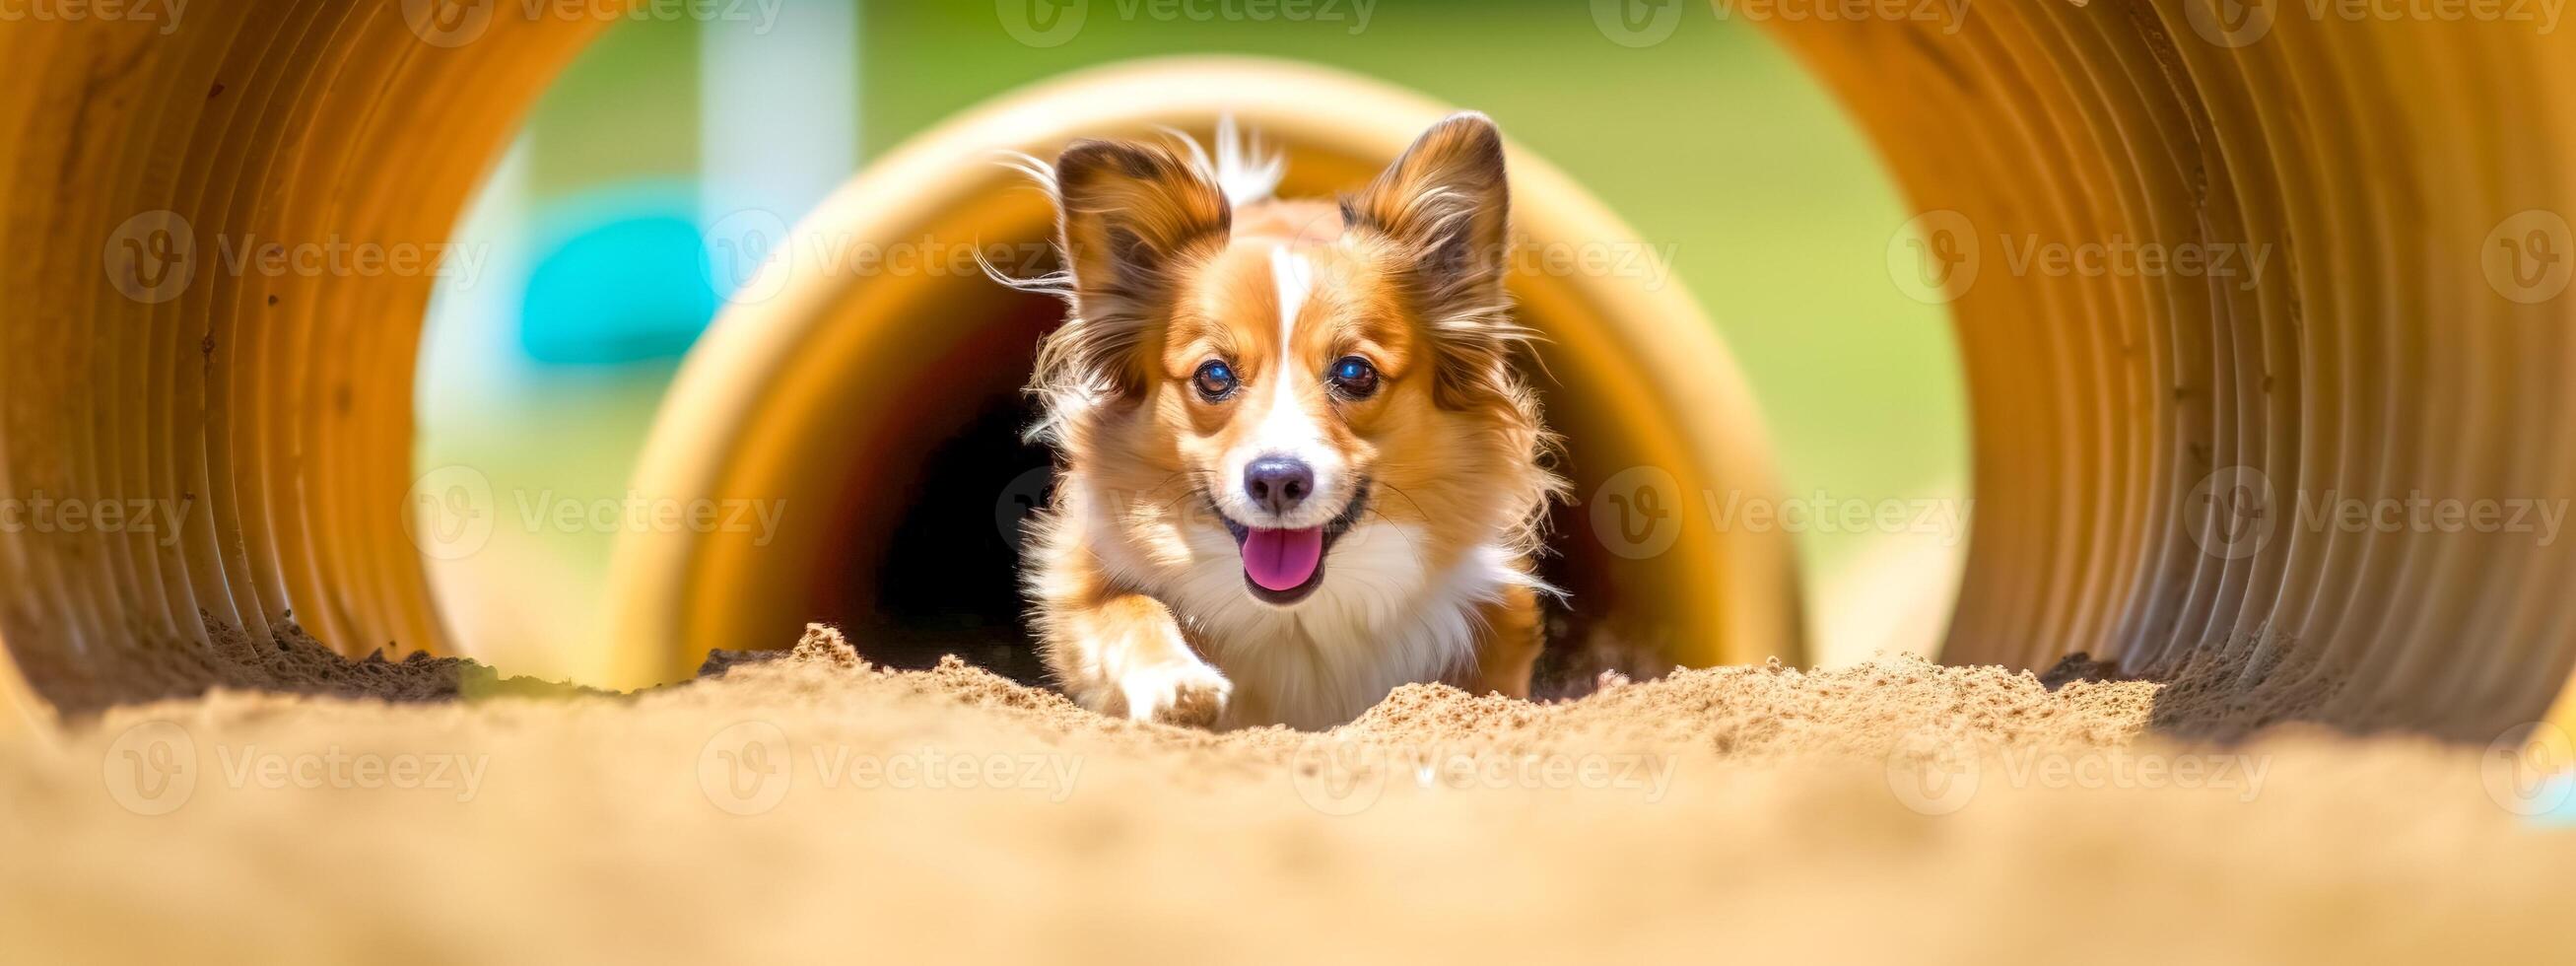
{"left": 4, "top": 3, "right": 2575, "bottom": 741}
{"left": 1768, "top": 5, "right": 2576, "bottom": 738}
{"left": 0, "top": 7, "right": 608, "bottom": 715}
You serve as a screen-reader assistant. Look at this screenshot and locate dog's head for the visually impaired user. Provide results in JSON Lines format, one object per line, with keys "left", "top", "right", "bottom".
{"left": 1029, "top": 113, "right": 1559, "bottom": 610}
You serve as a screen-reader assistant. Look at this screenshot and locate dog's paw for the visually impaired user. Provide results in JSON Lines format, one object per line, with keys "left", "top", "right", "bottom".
{"left": 1116, "top": 659, "right": 1233, "bottom": 727}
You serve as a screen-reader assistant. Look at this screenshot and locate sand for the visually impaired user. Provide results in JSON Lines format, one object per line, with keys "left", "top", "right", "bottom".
{"left": 4, "top": 625, "right": 2572, "bottom": 963}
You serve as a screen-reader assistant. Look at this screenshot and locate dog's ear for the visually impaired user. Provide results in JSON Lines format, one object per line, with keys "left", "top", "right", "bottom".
{"left": 1345, "top": 112, "right": 1525, "bottom": 412}
{"left": 1346, "top": 112, "right": 1511, "bottom": 303}
{"left": 1045, "top": 137, "right": 1231, "bottom": 400}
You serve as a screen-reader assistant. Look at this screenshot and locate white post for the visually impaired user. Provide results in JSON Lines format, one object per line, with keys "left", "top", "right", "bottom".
{"left": 698, "top": 2, "right": 860, "bottom": 237}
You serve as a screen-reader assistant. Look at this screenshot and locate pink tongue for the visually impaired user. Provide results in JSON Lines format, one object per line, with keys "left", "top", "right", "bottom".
{"left": 1241, "top": 526, "right": 1325, "bottom": 591}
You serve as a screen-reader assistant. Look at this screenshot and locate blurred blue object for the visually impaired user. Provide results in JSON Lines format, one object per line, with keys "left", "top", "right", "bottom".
{"left": 518, "top": 182, "right": 721, "bottom": 366}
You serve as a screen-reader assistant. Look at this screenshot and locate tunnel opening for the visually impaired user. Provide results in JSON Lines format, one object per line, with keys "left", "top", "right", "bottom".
{"left": 795, "top": 278, "right": 1675, "bottom": 695}
{"left": 416, "top": 58, "right": 1815, "bottom": 694}
{"left": 806, "top": 291, "right": 1060, "bottom": 682}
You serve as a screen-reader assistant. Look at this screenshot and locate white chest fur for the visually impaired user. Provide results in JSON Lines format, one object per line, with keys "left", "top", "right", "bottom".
{"left": 1069, "top": 479, "right": 1529, "bottom": 729}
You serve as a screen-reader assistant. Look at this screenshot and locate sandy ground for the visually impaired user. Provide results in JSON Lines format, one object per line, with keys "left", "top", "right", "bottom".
{"left": 4, "top": 625, "right": 2574, "bottom": 964}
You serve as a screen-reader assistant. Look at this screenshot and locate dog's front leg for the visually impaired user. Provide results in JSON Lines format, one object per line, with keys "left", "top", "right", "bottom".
{"left": 1042, "top": 591, "right": 1232, "bottom": 727}
{"left": 1463, "top": 583, "right": 1543, "bottom": 699}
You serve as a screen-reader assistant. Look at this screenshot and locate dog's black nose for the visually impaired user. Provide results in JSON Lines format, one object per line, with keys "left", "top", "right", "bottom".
{"left": 1243, "top": 456, "right": 1315, "bottom": 516}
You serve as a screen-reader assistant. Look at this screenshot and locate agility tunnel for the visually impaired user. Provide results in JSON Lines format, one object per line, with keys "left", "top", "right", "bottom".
{"left": 3, "top": 3, "right": 2574, "bottom": 746}
{"left": 599, "top": 59, "right": 1801, "bottom": 690}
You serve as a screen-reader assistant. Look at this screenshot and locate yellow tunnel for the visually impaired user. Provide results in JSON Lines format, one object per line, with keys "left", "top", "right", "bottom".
{"left": 600, "top": 58, "right": 1800, "bottom": 690}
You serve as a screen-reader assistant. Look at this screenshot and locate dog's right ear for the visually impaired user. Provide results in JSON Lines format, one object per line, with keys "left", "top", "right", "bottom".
{"left": 1045, "top": 138, "right": 1232, "bottom": 400}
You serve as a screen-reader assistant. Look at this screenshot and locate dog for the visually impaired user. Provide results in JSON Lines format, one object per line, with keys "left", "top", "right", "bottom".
{"left": 1002, "top": 112, "right": 1564, "bottom": 729}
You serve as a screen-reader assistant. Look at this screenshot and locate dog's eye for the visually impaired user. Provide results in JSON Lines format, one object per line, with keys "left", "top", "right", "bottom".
{"left": 1192, "top": 360, "right": 1238, "bottom": 400}
{"left": 1327, "top": 356, "right": 1380, "bottom": 398}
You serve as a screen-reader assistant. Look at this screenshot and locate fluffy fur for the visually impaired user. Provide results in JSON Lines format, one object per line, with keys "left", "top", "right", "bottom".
{"left": 1006, "top": 113, "right": 1564, "bottom": 730}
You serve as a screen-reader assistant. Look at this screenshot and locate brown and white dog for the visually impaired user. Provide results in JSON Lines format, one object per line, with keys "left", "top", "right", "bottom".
{"left": 1006, "top": 113, "right": 1563, "bottom": 729}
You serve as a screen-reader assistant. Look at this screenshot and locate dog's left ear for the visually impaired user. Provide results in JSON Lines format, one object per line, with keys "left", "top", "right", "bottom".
{"left": 1347, "top": 112, "right": 1511, "bottom": 300}
{"left": 1346, "top": 112, "right": 1525, "bottom": 411}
